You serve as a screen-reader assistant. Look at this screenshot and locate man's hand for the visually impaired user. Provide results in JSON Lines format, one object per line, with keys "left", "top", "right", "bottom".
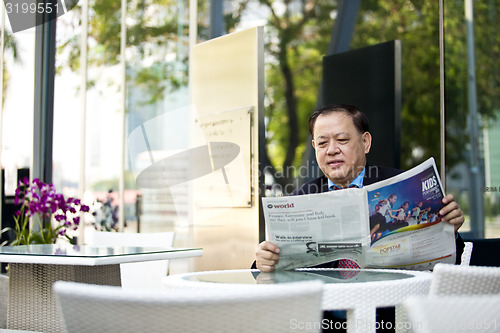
{"left": 255, "top": 241, "right": 280, "bottom": 272}
{"left": 440, "top": 194, "right": 465, "bottom": 232}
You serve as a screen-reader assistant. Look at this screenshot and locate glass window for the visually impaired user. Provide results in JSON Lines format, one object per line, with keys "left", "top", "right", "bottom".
{"left": 1, "top": 12, "right": 36, "bottom": 246}
{"left": 53, "top": 0, "right": 193, "bottom": 244}
{"left": 54, "top": 3, "right": 125, "bottom": 239}
{"left": 444, "top": 0, "right": 500, "bottom": 238}
{"left": 1, "top": 26, "right": 35, "bottom": 195}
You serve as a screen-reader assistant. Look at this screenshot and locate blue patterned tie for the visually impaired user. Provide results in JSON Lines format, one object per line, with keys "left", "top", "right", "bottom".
{"left": 333, "top": 185, "right": 361, "bottom": 272}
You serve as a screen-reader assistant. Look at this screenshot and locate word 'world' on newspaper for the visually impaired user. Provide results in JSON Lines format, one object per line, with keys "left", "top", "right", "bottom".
{"left": 262, "top": 157, "right": 456, "bottom": 270}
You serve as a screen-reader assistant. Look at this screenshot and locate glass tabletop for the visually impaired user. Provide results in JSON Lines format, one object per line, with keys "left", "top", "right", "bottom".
{"left": 0, "top": 244, "right": 199, "bottom": 258}
{"left": 184, "top": 268, "right": 414, "bottom": 285}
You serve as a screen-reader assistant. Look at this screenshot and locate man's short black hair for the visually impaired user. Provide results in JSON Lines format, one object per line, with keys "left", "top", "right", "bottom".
{"left": 309, "top": 104, "right": 370, "bottom": 137}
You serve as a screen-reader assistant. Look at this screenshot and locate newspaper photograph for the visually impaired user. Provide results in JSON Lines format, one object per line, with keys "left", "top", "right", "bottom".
{"left": 262, "top": 157, "right": 456, "bottom": 270}
{"left": 365, "top": 158, "right": 456, "bottom": 270}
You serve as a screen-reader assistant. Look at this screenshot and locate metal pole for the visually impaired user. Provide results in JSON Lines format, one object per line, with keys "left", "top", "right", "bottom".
{"left": 78, "top": 0, "right": 89, "bottom": 244}
{"left": 118, "top": 0, "right": 127, "bottom": 231}
{"left": 31, "top": 0, "right": 57, "bottom": 233}
{"left": 439, "top": 0, "right": 446, "bottom": 189}
{"left": 465, "top": 0, "right": 484, "bottom": 238}
{"left": 0, "top": 0, "right": 5, "bottom": 223}
{"left": 33, "top": 0, "right": 57, "bottom": 185}
{"left": 185, "top": 0, "right": 197, "bottom": 269}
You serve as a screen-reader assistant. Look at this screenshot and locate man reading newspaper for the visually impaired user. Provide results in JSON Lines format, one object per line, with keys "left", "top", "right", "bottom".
{"left": 253, "top": 104, "right": 465, "bottom": 332}
{"left": 254, "top": 104, "right": 465, "bottom": 272}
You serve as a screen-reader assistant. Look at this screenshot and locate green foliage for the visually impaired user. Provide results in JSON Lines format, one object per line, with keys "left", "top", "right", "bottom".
{"left": 58, "top": 0, "right": 191, "bottom": 106}
{"left": 352, "top": 1, "right": 442, "bottom": 170}
{"left": 443, "top": 0, "right": 500, "bottom": 177}
{"left": 257, "top": 0, "right": 338, "bottom": 183}
{"left": 4, "top": 206, "right": 70, "bottom": 245}
{"left": 2, "top": 30, "right": 21, "bottom": 108}
{"left": 57, "top": 0, "right": 500, "bottom": 189}
{"left": 351, "top": 0, "right": 500, "bottom": 174}
{"left": 261, "top": 0, "right": 499, "bottom": 186}
{"left": 484, "top": 194, "right": 500, "bottom": 222}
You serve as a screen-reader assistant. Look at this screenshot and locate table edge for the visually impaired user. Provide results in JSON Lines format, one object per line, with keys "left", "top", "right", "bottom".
{"left": 0, "top": 248, "right": 203, "bottom": 266}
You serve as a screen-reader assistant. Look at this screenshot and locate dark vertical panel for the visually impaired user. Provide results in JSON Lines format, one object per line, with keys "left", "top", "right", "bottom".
{"left": 322, "top": 40, "right": 402, "bottom": 169}
{"left": 33, "top": 0, "right": 57, "bottom": 184}
{"left": 210, "top": 0, "right": 225, "bottom": 38}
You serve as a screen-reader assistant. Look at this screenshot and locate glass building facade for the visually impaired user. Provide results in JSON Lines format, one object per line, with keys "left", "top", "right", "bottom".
{"left": 1, "top": 0, "right": 499, "bottom": 272}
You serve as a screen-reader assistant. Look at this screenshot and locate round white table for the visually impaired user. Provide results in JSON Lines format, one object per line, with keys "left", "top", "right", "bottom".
{"left": 163, "top": 268, "right": 432, "bottom": 333}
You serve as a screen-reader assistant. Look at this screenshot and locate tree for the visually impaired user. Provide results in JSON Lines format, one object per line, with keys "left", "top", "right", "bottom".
{"left": 442, "top": 0, "right": 500, "bottom": 179}
{"left": 352, "top": 1, "right": 444, "bottom": 170}
{"left": 57, "top": 0, "right": 500, "bottom": 192}
{"left": 260, "top": 0, "right": 499, "bottom": 187}
{"left": 248, "top": 0, "right": 338, "bottom": 189}
{"left": 58, "top": 0, "right": 337, "bottom": 190}
{"left": 57, "top": 0, "right": 202, "bottom": 107}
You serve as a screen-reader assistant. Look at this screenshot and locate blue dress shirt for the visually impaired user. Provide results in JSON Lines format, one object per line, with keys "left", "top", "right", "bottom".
{"left": 328, "top": 168, "right": 366, "bottom": 191}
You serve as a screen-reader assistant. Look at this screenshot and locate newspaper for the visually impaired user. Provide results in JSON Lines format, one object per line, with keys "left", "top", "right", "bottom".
{"left": 262, "top": 158, "right": 456, "bottom": 270}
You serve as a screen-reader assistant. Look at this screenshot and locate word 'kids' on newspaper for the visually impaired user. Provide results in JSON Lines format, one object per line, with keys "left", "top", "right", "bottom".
{"left": 262, "top": 158, "right": 456, "bottom": 270}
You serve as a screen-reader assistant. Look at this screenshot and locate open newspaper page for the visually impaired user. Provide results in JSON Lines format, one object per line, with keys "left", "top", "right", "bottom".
{"left": 365, "top": 157, "right": 456, "bottom": 270}
{"left": 262, "top": 189, "right": 371, "bottom": 270}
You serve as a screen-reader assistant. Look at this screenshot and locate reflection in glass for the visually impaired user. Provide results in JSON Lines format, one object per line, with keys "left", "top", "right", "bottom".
{"left": 185, "top": 268, "right": 412, "bottom": 285}
{"left": 444, "top": 1, "right": 500, "bottom": 238}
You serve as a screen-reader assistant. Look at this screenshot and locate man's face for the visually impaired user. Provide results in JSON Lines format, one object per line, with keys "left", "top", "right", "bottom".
{"left": 312, "top": 112, "right": 372, "bottom": 187}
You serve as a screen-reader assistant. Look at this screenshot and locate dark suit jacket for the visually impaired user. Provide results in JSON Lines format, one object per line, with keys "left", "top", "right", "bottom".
{"left": 290, "top": 165, "right": 402, "bottom": 196}
{"left": 252, "top": 165, "right": 465, "bottom": 268}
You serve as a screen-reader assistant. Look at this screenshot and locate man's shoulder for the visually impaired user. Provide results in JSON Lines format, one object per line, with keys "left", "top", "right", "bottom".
{"left": 364, "top": 165, "right": 403, "bottom": 185}
{"left": 290, "top": 176, "right": 329, "bottom": 195}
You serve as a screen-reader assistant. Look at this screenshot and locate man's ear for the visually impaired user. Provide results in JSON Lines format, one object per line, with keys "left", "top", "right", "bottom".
{"left": 312, "top": 140, "right": 316, "bottom": 149}
{"left": 362, "top": 132, "right": 372, "bottom": 154}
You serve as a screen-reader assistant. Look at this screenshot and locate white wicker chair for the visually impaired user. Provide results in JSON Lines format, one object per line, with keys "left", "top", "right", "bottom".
{"left": 430, "top": 263, "right": 500, "bottom": 295}
{"left": 89, "top": 231, "right": 175, "bottom": 290}
{"left": 460, "top": 241, "right": 473, "bottom": 266}
{"left": 404, "top": 295, "right": 500, "bottom": 333}
{"left": 0, "top": 329, "right": 41, "bottom": 333}
{"left": 54, "top": 279, "right": 324, "bottom": 333}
